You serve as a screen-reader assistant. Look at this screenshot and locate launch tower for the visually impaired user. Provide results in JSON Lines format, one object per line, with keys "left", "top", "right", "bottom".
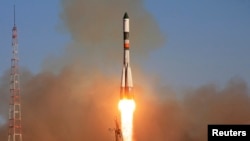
{"left": 8, "top": 5, "right": 23, "bottom": 141}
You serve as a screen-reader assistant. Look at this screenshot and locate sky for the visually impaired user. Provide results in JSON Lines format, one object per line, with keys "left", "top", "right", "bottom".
{"left": 0, "top": 0, "right": 250, "bottom": 90}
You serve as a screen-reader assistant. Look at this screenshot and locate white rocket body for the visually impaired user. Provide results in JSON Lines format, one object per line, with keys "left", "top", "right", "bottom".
{"left": 120, "top": 13, "right": 133, "bottom": 99}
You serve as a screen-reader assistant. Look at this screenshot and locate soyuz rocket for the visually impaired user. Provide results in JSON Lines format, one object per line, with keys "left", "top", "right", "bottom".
{"left": 120, "top": 12, "right": 133, "bottom": 99}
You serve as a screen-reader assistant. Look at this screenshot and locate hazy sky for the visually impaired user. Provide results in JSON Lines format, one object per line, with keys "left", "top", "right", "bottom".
{"left": 0, "top": 0, "right": 249, "bottom": 89}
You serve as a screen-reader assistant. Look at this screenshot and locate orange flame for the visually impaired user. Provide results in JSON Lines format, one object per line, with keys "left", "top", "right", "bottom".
{"left": 118, "top": 99, "right": 136, "bottom": 141}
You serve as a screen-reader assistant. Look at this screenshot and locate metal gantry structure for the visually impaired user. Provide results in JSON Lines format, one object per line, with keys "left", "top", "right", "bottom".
{"left": 8, "top": 5, "right": 23, "bottom": 141}
{"left": 114, "top": 117, "right": 123, "bottom": 141}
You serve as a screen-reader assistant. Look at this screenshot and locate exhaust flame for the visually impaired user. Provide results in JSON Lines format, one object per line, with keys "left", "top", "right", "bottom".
{"left": 118, "top": 99, "right": 136, "bottom": 141}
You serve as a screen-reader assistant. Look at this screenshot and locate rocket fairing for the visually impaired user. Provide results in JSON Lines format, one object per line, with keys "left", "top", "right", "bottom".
{"left": 120, "top": 12, "right": 133, "bottom": 99}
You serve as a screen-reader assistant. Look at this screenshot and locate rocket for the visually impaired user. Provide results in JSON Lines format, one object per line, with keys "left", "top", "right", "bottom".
{"left": 120, "top": 12, "right": 133, "bottom": 99}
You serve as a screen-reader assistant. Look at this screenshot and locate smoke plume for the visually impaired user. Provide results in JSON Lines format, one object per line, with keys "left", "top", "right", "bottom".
{"left": 134, "top": 78, "right": 250, "bottom": 141}
{"left": 0, "top": 0, "right": 250, "bottom": 141}
{"left": 43, "top": 0, "right": 165, "bottom": 73}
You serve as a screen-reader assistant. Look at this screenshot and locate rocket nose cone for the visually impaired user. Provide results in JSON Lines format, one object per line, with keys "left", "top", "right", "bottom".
{"left": 123, "top": 12, "right": 129, "bottom": 19}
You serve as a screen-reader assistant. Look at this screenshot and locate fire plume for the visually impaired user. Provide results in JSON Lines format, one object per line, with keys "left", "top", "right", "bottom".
{"left": 118, "top": 99, "right": 136, "bottom": 141}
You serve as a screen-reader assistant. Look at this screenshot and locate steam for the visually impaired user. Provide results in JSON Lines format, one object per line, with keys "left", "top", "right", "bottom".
{"left": 0, "top": 0, "right": 249, "bottom": 141}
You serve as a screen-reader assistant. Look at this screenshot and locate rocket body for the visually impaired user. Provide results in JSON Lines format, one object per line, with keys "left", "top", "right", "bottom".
{"left": 120, "top": 13, "right": 133, "bottom": 99}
